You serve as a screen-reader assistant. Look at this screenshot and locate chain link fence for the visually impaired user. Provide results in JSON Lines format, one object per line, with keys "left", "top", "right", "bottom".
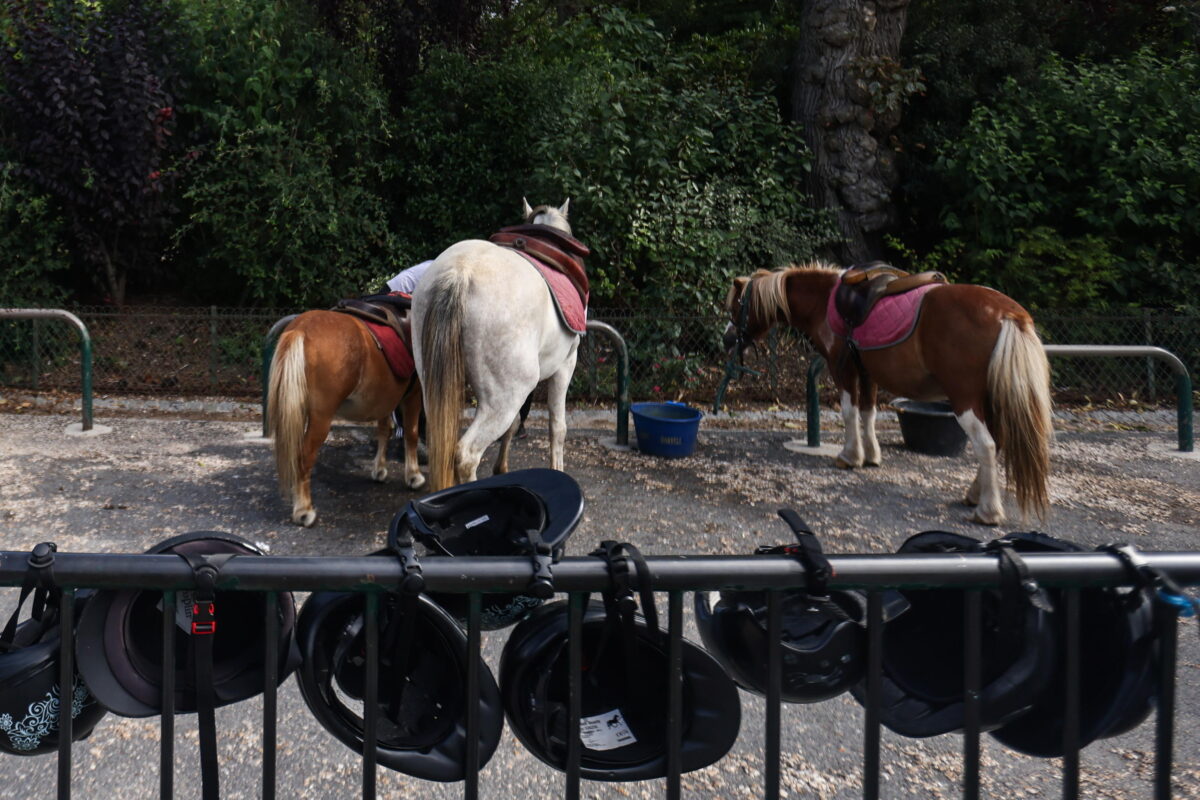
{"left": 0, "top": 306, "right": 1197, "bottom": 408}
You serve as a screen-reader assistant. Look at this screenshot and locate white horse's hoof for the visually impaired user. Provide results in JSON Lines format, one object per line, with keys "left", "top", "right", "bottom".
{"left": 864, "top": 459, "right": 881, "bottom": 467}
{"left": 834, "top": 456, "right": 859, "bottom": 469}
{"left": 294, "top": 509, "right": 318, "bottom": 527}
{"left": 969, "top": 511, "right": 1002, "bottom": 527}
{"left": 407, "top": 473, "right": 426, "bottom": 490}
{"left": 372, "top": 467, "right": 388, "bottom": 482}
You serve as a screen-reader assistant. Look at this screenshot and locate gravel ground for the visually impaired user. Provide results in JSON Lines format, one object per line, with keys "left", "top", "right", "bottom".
{"left": 0, "top": 400, "right": 1197, "bottom": 799}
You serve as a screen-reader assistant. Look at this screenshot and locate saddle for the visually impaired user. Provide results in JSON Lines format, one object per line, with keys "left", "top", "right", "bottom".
{"left": 332, "top": 293, "right": 413, "bottom": 353}
{"left": 833, "top": 262, "right": 947, "bottom": 331}
{"left": 489, "top": 223, "right": 590, "bottom": 306}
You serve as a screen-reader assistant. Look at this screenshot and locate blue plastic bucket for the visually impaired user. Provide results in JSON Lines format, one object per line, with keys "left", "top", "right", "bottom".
{"left": 631, "top": 401, "right": 703, "bottom": 458}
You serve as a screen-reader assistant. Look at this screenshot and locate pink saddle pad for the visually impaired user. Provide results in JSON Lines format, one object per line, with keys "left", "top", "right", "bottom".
{"left": 364, "top": 321, "right": 415, "bottom": 380}
{"left": 826, "top": 284, "right": 940, "bottom": 350}
{"left": 513, "top": 251, "right": 588, "bottom": 334}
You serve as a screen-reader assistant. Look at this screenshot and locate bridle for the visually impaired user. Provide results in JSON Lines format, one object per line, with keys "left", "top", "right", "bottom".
{"left": 728, "top": 278, "right": 763, "bottom": 378}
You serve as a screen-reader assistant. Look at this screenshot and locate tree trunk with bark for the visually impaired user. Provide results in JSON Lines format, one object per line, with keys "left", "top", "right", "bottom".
{"left": 792, "top": 0, "right": 911, "bottom": 264}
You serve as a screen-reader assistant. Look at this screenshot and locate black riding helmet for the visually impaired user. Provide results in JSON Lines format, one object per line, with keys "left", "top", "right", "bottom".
{"left": 694, "top": 509, "right": 868, "bottom": 704}
{"left": 499, "top": 542, "right": 741, "bottom": 781}
{"left": 989, "top": 533, "right": 1160, "bottom": 757}
{"left": 295, "top": 588, "right": 504, "bottom": 782}
{"left": 75, "top": 531, "right": 301, "bottom": 717}
{"left": 849, "top": 530, "right": 1058, "bottom": 738}
{"left": 0, "top": 543, "right": 107, "bottom": 756}
{"left": 393, "top": 468, "right": 583, "bottom": 630}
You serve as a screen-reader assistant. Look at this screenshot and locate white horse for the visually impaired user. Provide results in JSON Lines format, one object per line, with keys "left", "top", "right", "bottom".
{"left": 412, "top": 199, "right": 581, "bottom": 490}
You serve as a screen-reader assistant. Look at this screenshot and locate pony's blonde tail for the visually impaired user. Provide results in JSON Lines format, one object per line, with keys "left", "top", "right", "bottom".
{"left": 268, "top": 330, "right": 307, "bottom": 500}
{"left": 988, "top": 317, "right": 1053, "bottom": 518}
{"left": 421, "top": 269, "right": 467, "bottom": 491}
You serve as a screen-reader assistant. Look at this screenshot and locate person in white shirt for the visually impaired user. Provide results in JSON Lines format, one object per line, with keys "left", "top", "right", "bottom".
{"left": 382, "top": 259, "right": 435, "bottom": 295}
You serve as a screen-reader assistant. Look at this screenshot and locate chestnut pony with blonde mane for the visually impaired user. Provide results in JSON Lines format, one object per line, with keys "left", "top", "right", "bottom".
{"left": 414, "top": 199, "right": 580, "bottom": 490}
{"left": 268, "top": 311, "right": 424, "bottom": 527}
{"left": 725, "top": 262, "right": 1052, "bottom": 525}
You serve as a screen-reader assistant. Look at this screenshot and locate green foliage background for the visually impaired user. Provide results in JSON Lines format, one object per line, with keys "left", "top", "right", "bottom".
{"left": 0, "top": 0, "right": 1197, "bottom": 314}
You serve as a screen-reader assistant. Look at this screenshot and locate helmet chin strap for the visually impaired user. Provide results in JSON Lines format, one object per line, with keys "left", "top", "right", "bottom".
{"left": 177, "top": 552, "right": 231, "bottom": 800}
{"left": 774, "top": 509, "right": 832, "bottom": 596}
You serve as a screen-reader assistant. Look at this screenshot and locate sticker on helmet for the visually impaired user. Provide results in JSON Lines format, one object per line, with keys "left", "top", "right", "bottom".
{"left": 157, "top": 591, "right": 198, "bottom": 634}
{"left": 464, "top": 514, "right": 491, "bottom": 529}
{"left": 580, "top": 709, "right": 637, "bottom": 751}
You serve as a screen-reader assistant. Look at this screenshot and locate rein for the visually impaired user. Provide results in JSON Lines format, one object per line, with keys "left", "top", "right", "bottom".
{"left": 730, "top": 279, "right": 763, "bottom": 378}
{"left": 712, "top": 278, "right": 763, "bottom": 412}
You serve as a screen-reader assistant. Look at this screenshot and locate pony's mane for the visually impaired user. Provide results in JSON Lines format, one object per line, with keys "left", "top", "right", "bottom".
{"left": 727, "top": 261, "right": 840, "bottom": 322}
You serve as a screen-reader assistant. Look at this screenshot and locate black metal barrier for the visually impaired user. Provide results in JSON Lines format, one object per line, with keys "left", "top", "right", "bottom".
{"left": 4, "top": 548, "right": 1199, "bottom": 800}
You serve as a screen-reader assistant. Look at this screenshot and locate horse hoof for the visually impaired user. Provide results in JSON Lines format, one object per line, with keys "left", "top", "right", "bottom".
{"left": 372, "top": 467, "right": 388, "bottom": 483}
{"left": 969, "top": 512, "right": 1002, "bottom": 527}
{"left": 294, "top": 510, "right": 318, "bottom": 527}
{"left": 864, "top": 459, "right": 881, "bottom": 468}
{"left": 407, "top": 474, "right": 426, "bottom": 490}
{"left": 834, "top": 457, "right": 857, "bottom": 470}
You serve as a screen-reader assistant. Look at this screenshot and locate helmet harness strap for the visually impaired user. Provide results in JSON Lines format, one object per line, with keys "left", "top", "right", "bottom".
{"left": 178, "top": 552, "right": 230, "bottom": 800}
{"left": 526, "top": 528, "right": 556, "bottom": 600}
{"left": 985, "top": 539, "right": 1054, "bottom": 654}
{"left": 774, "top": 509, "right": 832, "bottom": 596}
{"left": 1, "top": 542, "right": 58, "bottom": 651}
{"left": 591, "top": 541, "right": 659, "bottom": 704}
{"left": 382, "top": 519, "right": 426, "bottom": 719}
{"left": 1104, "top": 543, "right": 1199, "bottom": 637}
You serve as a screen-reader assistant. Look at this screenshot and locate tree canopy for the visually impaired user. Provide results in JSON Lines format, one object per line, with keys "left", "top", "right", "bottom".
{"left": 0, "top": 0, "right": 1196, "bottom": 312}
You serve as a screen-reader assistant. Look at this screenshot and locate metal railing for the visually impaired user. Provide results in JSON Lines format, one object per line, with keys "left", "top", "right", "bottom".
{"left": 799, "top": 344, "right": 1196, "bottom": 451}
{"left": 259, "top": 316, "right": 632, "bottom": 445}
{"left": 6, "top": 547, "right": 1198, "bottom": 800}
{"left": 0, "top": 309, "right": 94, "bottom": 431}
{"left": 3, "top": 306, "right": 1197, "bottom": 409}
{"left": 1043, "top": 345, "right": 1194, "bottom": 451}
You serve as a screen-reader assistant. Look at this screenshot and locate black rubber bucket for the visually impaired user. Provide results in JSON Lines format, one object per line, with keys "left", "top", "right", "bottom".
{"left": 892, "top": 399, "right": 968, "bottom": 457}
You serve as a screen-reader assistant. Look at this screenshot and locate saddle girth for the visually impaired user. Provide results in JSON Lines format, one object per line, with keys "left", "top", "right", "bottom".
{"left": 489, "top": 223, "right": 590, "bottom": 307}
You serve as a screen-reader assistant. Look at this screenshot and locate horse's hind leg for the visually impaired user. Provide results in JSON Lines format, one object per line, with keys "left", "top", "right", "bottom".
{"left": 545, "top": 351, "right": 577, "bottom": 472}
{"left": 294, "top": 413, "right": 334, "bottom": 527}
{"left": 456, "top": 402, "right": 522, "bottom": 483}
{"left": 400, "top": 379, "right": 426, "bottom": 489}
{"left": 955, "top": 408, "right": 1005, "bottom": 525}
{"left": 372, "top": 419, "right": 391, "bottom": 483}
{"left": 860, "top": 380, "right": 881, "bottom": 467}
{"left": 492, "top": 414, "right": 521, "bottom": 475}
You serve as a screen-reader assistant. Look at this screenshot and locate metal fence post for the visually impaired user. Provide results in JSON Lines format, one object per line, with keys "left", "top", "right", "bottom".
{"left": 807, "top": 357, "right": 825, "bottom": 447}
{"left": 32, "top": 317, "right": 40, "bottom": 392}
{"left": 0, "top": 309, "right": 95, "bottom": 431}
{"left": 209, "top": 306, "right": 218, "bottom": 394}
{"left": 585, "top": 321, "right": 630, "bottom": 446}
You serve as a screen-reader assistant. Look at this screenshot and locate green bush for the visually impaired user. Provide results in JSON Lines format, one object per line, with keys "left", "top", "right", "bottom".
{"left": 170, "top": 0, "right": 404, "bottom": 307}
{"left": 0, "top": 168, "right": 70, "bottom": 307}
{"left": 392, "top": 7, "right": 837, "bottom": 315}
{"left": 908, "top": 50, "right": 1200, "bottom": 311}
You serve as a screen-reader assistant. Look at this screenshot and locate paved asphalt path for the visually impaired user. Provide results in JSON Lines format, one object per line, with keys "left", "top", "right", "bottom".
{"left": 0, "top": 407, "right": 1197, "bottom": 799}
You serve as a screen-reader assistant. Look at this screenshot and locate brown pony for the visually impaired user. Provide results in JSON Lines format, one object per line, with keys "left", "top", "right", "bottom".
{"left": 724, "top": 262, "right": 1052, "bottom": 525}
{"left": 267, "top": 310, "right": 425, "bottom": 527}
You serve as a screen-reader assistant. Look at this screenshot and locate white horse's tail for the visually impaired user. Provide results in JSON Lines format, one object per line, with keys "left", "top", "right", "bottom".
{"left": 268, "top": 330, "right": 307, "bottom": 500}
{"left": 422, "top": 268, "right": 468, "bottom": 491}
{"left": 987, "top": 317, "right": 1053, "bottom": 518}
